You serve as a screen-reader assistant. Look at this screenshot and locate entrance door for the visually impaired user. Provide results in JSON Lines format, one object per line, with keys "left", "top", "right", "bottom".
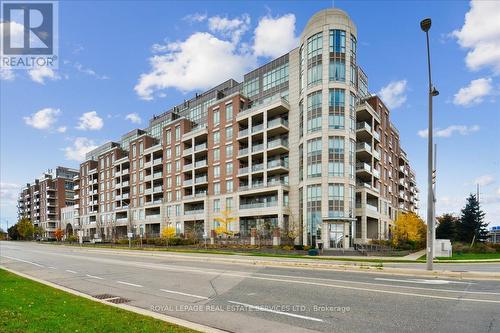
{"left": 329, "top": 223, "right": 344, "bottom": 249}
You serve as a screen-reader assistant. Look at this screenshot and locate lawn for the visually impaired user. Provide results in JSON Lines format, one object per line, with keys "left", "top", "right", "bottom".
{"left": 0, "top": 269, "right": 199, "bottom": 333}
{"left": 437, "top": 252, "right": 500, "bottom": 260}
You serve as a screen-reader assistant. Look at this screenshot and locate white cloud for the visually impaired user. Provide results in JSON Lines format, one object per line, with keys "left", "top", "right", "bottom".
{"left": 73, "top": 62, "right": 109, "bottom": 80}
{"left": 253, "top": 14, "right": 298, "bottom": 58}
{"left": 473, "top": 175, "right": 495, "bottom": 187}
{"left": 125, "top": 113, "right": 142, "bottom": 124}
{"left": 23, "top": 108, "right": 61, "bottom": 130}
{"left": 378, "top": 80, "right": 407, "bottom": 109}
{"left": 417, "top": 124, "right": 480, "bottom": 138}
{"left": 63, "top": 137, "right": 98, "bottom": 161}
{"left": 135, "top": 32, "right": 256, "bottom": 100}
{"left": 208, "top": 14, "right": 250, "bottom": 43}
{"left": 0, "top": 68, "right": 15, "bottom": 81}
{"left": 0, "top": 182, "right": 21, "bottom": 207}
{"left": 183, "top": 13, "right": 207, "bottom": 23}
{"left": 57, "top": 126, "right": 67, "bottom": 133}
{"left": 453, "top": 77, "right": 493, "bottom": 106}
{"left": 28, "top": 66, "right": 60, "bottom": 84}
{"left": 452, "top": 0, "right": 500, "bottom": 74}
{"left": 77, "top": 111, "right": 103, "bottom": 131}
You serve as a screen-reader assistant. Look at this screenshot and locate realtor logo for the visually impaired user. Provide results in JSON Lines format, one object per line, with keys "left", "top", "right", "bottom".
{"left": 1, "top": 1, "right": 58, "bottom": 69}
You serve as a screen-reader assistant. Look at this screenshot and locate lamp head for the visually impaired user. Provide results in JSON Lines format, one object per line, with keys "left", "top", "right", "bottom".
{"left": 431, "top": 86, "right": 439, "bottom": 96}
{"left": 420, "top": 18, "right": 432, "bottom": 32}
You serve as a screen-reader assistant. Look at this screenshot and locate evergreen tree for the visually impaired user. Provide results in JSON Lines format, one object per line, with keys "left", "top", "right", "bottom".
{"left": 458, "top": 194, "right": 488, "bottom": 243}
{"left": 436, "top": 213, "right": 458, "bottom": 241}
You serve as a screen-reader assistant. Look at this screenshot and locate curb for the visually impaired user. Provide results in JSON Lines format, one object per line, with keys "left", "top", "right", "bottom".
{"left": 0, "top": 265, "right": 227, "bottom": 333}
{"left": 59, "top": 245, "right": 500, "bottom": 281}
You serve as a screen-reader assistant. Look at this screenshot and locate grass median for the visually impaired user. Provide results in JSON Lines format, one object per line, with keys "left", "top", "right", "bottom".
{"left": 0, "top": 268, "right": 199, "bottom": 333}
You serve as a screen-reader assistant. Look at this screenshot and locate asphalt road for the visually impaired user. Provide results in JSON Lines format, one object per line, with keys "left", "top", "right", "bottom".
{"left": 1, "top": 241, "right": 499, "bottom": 333}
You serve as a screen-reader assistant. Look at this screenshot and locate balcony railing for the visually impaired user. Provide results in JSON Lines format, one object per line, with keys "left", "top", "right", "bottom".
{"left": 238, "top": 148, "right": 249, "bottom": 156}
{"left": 153, "top": 158, "right": 163, "bottom": 166}
{"left": 153, "top": 186, "right": 163, "bottom": 193}
{"left": 356, "top": 162, "right": 372, "bottom": 173}
{"left": 356, "top": 142, "right": 372, "bottom": 152}
{"left": 195, "top": 160, "right": 207, "bottom": 168}
{"left": 238, "top": 167, "right": 249, "bottom": 175}
{"left": 183, "top": 148, "right": 193, "bottom": 155}
{"left": 252, "top": 124, "right": 264, "bottom": 133}
{"left": 251, "top": 163, "right": 264, "bottom": 172}
{"left": 356, "top": 122, "right": 372, "bottom": 132}
{"left": 252, "top": 144, "right": 264, "bottom": 153}
{"left": 185, "top": 209, "right": 204, "bottom": 215}
{"left": 195, "top": 143, "right": 208, "bottom": 151}
{"left": 267, "top": 118, "right": 289, "bottom": 129}
{"left": 267, "top": 138, "right": 289, "bottom": 149}
{"left": 240, "top": 201, "right": 278, "bottom": 209}
{"left": 238, "top": 128, "right": 249, "bottom": 137}
{"left": 153, "top": 172, "right": 163, "bottom": 179}
{"left": 195, "top": 176, "right": 207, "bottom": 184}
{"left": 267, "top": 159, "right": 289, "bottom": 169}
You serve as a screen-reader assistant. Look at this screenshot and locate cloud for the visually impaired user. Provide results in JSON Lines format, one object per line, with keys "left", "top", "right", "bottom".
{"left": 24, "top": 108, "right": 61, "bottom": 130}
{"left": 135, "top": 32, "right": 256, "bottom": 100}
{"left": 63, "top": 137, "right": 98, "bottom": 161}
{"left": 473, "top": 174, "right": 495, "bottom": 187}
{"left": 417, "top": 125, "right": 480, "bottom": 138}
{"left": 452, "top": 0, "right": 500, "bottom": 74}
{"left": 76, "top": 111, "right": 103, "bottom": 130}
{"left": 125, "top": 113, "right": 142, "bottom": 124}
{"left": 73, "top": 62, "right": 109, "bottom": 80}
{"left": 0, "top": 182, "right": 21, "bottom": 207}
{"left": 28, "top": 66, "right": 60, "bottom": 84}
{"left": 57, "top": 126, "right": 67, "bottom": 133}
{"left": 183, "top": 13, "right": 207, "bottom": 23}
{"left": 0, "top": 68, "right": 15, "bottom": 81}
{"left": 378, "top": 80, "right": 407, "bottom": 109}
{"left": 208, "top": 14, "right": 250, "bottom": 43}
{"left": 453, "top": 77, "right": 493, "bottom": 106}
{"left": 253, "top": 14, "right": 298, "bottom": 58}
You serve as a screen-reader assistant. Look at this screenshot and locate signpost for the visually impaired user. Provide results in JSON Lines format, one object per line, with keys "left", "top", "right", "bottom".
{"left": 127, "top": 232, "right": 133, "bottom": 248}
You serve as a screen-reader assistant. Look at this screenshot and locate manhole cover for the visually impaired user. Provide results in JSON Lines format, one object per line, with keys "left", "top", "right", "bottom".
{"left": 94, "top": 294, "right": 116, "bottom": 299}
{"left": 108, "top": 297, "right": 130, "bottom": 304}
{"left": 93, "top": 294, "right": 131, "bottom": 304}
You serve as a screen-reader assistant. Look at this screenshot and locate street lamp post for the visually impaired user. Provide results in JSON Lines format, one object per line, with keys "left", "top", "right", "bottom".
{"left": 420, "top": 18, "right": 438, "bottom": 271}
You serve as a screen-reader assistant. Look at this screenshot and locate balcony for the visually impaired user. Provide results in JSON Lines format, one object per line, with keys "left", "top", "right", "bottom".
{"left": 146, "top": 214, "right": 161, "bottom": 220}
{"left": 267, "top": 118, "right": 289, "bottom": 129}
{"left": 183, "top": 179, "right": 193, "bottom": 186}
{"left": 194, "top": 159, "right": 207, "bottom": 169}
{"left": 153, "top": 158, "right": 163, "bottom": 166}
{"left": 373, "top": 149, "right": 381, "bottom": 160}
{"left": 183, "top": 147, "right": 193, "bottom": 156}
{"left": 144, "top": 175, "right": 152, "bottom": 182}
{"left": 251, "top": 163, "right": 264, "bottom": 173}
{"left": 252, "top": 124, "right": 264, "bottom": 133}
{"left": 356, "top": 122, "right": 372, "bottom": 133}
{"left": 122, "top": 193, "right": 130, "bottom": 200}
{"left": 267, "top": 138, "right": 289, "bottom": 152}
{"left": 356, "top": 162, "right": 372, "bottom": 173}
{"left": 373, "top": 168, "right": 380, "bottom": 179}
{"left": 251, "top": 143, "right": 264, "bottom": 153}
{"left": 153, "top": 185, "right": 163, "bottom": 193}
{"left": 184, "top": 163, "right": 193, "bottom": 171}
{"left": 238, "top": 148, "right": 249, "bottom": 157}
{"left": 153, "top": 172, "right": 163, "bottom": 179}
{"left": 122, "top": 168, "right": 129, "bottom": 175}
{"left": 195, "top": 176, "right": 208, "bottom": 184}
{"left": 267, "top": 178, "right": 288, "bottom": 186}
{"left": 185, "top": 209, "right": 204, "bottom": 215}
{"left": 144, "top": 161, "right": 152, "bottom": 169}
{"left": 240, "top": 201, "right": 278, "bottom": 210}
{"left": 74, "top": 184, "right": 79, "bottom": 190}
{"left": 373, "top": 131, "right": 381, "bottom": 142}
{"left": 145, "top": 188, "right": 153, "bottom": 195}
{"left": 238, "top": 167, "right": 249, "bottom": 175}
{"left": 356, "top": 142, "right": 372, "bottom": 152}
{"left": 194, "top": 143, "right": 208, "bottom": 152}
{"left": 267, "top": 159, "right": 289, "bottom": 170}
{"left": 238, "top": 128, "right": 249, "bottom": 138}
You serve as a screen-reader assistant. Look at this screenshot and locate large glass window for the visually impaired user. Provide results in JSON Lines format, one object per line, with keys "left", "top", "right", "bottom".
{"left": 307, "top": 91, "right": 322, "bottom": 133}
{"left": 299, "top": 100, "right": 304, "bottom": 138}
{"left": 242, "top": 77, "right": 259, "bottom": 97}
{"left": 351, "top": 34, "right": 357, "bottom": 62}
{"left": 307, "top": 138, "right": 322, "bottom": 178}
{"left": 328, "top": 136, "right": 344, "bottom": 177}
{"left": 349, "top": 93, "right": 356, "bottom": 133}
{"left": 329, "top": 59, "right": 345, "bottom": 82}
{"left": 213, "top": 109, "right": 220, "bottom": 125}
{"left": 329, "top": 89, "right": 345, "bottom": 129}
{"left": 307, "top": 185, "right": 322, "bottom": 245}
{"left": 328, "top": 184, "right": 344, "bottom": 218}
{"left": 225, "top": 103, "right": 233, "bottom": 121}
{"left": 307, "top": 33, "right": 322, "bottom": 87}
{"left": 329, "top": 30, "right": 346, "bottom": 53}
{"left": 263, "top": 63, "right": 289, "bottom": 92}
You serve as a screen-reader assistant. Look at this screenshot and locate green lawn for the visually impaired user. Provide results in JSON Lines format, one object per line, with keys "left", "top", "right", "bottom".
{"left": 0, "top": 269, "right": 199, "bottom": 333}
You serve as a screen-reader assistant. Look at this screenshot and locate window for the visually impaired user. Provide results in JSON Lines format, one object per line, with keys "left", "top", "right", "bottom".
{"left": 166, "top": 148, "right": 171, "bottom": 159}
{"left": 307, "top": 33, "right": 322, "bottom": 87}
{"left": 175, "top": 144, "right": 180, "bottom": 157}
{"left": 329, "top": 89, "right": 345, "bottom": 129}
{"left": 166, "top": 162, "right": 171, "bottom": 173}
{"left": 132, "top": 145, "right": 136, "bottom": 158}
{"left": 225, "top": 126, "right": 233, "bottom": 140}
{"left": 307, "top": 138, "right": 322, "bottom": 178}
{"left": 213, "top": 199, "right": 220, "bottom": 212}
{"left": 213, "top": 109, "right": 220, "bottom": 125}
{"left": 328, "top": 136, "right": 344, "bottom": 177}
{"left": 299, "top": 100, "right": 304, "bottom": 138}
{"left": 214, "top": 165, "right": 220, "bottom": 178}
{"left": 176, "top": 175, "right": 181, "bottom": 186}
{"left": 329, "top": 59, "right": 345, "bottom": 82}
{"left": 351, "top": 34, "right": 357, "bottom": 61}
{"left": 225, "top": 103, "right": 233, "bottom": 121}
{"left": 214, "top": 182, "right": 220, "bottom": 195}
{"left": 213, "top": 131, "right": 220, "bottom": 145}
{"left": 213, "top": 148, "right": 220, "bottom": 161}
{"left": 166, "top": 177, "right": 172, "bottom": 187}
{"left": 226, "top": 162, "right": 233, "bottom": 175}
{"left": 307, "top": 91, "right": 322, "bottom": 133}
{"left": 349, "top": 93, "right": 356, "bottom": 133}
{"left": 226, "top": 197, "right": 233, "bottom": 210}
{"left": 139, "top": 142, "right": 143, "bottom": 155}
{"left": 242, "top": 77, "right": 259, "bottom": 97}
{"left": 328, "top": 184, "right": 344, "bottom": 217}
{"left": 225, "top": 144, "right": 233, "bottom": 158}
{"left": 226, "top": 180, "right": 233, "bottom": 193}
{"left": 307, "top": 185, "right": 322, "bottom": 243}
{"left": 329, "top": 30, "right": 346, "bottom": 53}
{"left": 165, "top": 130, "right": 171, "bottom": 145}
{"left": 349, "top": 139, "right": 355, "bottom": 179}
{"left": 299, "top": 144, "right": 304, "bottom": 181}
{"left": 175, "top": 126, "right": 180, "bottom": 141}
{"left": 263, "top": 63, "right": 289, "bottom": 91}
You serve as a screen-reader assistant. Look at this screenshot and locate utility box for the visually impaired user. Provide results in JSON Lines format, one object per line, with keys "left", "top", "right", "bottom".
{"left": 434, "top": 239, "right": 452, "bottom": 257}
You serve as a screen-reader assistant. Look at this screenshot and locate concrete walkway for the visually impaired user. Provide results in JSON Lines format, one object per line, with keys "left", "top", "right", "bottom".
{"left": 402, "top": 249, "right": 426, "bottom": 260}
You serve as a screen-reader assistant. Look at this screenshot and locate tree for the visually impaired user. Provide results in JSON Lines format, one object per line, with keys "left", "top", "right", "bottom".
{"left": 457, "top": 194, "right": 488, "bottom": 244}
{"left": 8, "top": 225, "right": 20, "bottom": 240}
{"left": 391, "top": 212, "right": 426, "bottom": 249}
{"left": 214, "top": 210, "right": 237, "bottom": 237}
{"left": 54, "top": 228, "right": 64, "bottom": 241}
{"left": 161, "top": 225, "right": 176, "bottom": 247}
{"left": 16, "top": 218, "right": 34, "bottom": 240}
{"left": 436, "top": 214, "right": 458, "bottom": 241}
{"left": 34, "top": 226, "right": 44, "bottom": 240}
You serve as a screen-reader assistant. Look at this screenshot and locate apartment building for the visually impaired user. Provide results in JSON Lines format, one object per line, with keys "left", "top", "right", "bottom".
{"left": 17, "top": 167, "right": 79, "bottom": 238}
{"left": 67, "top": 8, "right": 417, "bottom": 248}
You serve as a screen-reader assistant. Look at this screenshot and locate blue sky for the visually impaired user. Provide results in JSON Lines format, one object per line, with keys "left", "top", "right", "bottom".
{"left": 1, "top": 0, "right": 499, "bottom": 231}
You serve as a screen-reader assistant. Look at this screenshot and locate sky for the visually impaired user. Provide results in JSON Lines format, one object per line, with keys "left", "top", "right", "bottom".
{"left": 1, "top": 0, "right": 499, "bottom": 231}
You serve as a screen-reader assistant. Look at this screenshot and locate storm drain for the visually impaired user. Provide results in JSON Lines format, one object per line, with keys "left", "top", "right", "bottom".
{"left": 93, "top": 294, "right": 131, "bottom": 304}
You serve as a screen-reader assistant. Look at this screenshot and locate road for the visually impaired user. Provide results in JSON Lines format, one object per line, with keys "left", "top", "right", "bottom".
{"left": 1, "top": 241, "right": 499, "bottom": 333}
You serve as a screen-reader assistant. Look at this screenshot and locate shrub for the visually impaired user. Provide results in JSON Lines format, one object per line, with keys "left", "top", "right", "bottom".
{"left": 281, "top": 245, "right": 294, "bottom": 251}
{"left": 66, "top": 235, "right": 78, "bottom": 243}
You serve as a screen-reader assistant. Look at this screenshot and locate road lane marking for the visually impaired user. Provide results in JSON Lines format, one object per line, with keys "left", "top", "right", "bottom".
{"left": 48, "top": 266, "right": 57, "bottom": 270}
{"left": 160, "top": 288, "right": 209, "bottom": 300}
{"left": 85, "top": 274, "right": 104, "bottom": 280}
{"left": 117, "top": 281, "right": 143, "bottom": 288}
{"left": 375, "top": 278, "right": 472, "bottom": 285}
{"left": 2, "top": 255, "right": 44, "bottom": 267}
{"left": 228, "top": 301, "right": 324, "bottom": 322}
{"left": 65, "top": 270, "right": 77, "bottom": 274}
